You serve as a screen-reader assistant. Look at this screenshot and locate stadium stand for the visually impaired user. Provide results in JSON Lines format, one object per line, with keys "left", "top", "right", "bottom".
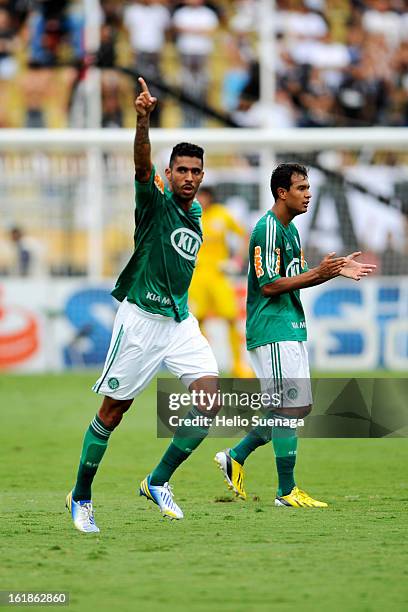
{"left": 0, "top": 1, "right": 405, "bottom": 129}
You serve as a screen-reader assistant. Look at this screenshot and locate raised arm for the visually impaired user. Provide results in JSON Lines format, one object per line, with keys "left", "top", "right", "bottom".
{"left": 134, "top": 77, "right": 157, "bottom": 183}
{"left": 261, "top": 253, "right": 347, "bottom": 297}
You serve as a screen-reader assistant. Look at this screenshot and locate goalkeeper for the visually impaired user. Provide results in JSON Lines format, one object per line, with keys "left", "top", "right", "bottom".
{"left": 189, "top": 187, "right": 250, "bottom": 376}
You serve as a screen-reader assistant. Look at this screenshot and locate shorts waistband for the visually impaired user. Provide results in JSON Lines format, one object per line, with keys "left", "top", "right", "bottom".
{"left": 126, "top": 299, "right": 175, "bottom": 322}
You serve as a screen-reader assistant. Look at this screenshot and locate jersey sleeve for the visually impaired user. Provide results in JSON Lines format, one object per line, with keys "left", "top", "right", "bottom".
{"left": 252, "top": 217, "right": 282, "bottom": 288}
{"left": 134, "top": 165, "right": 165, "bottom": 212}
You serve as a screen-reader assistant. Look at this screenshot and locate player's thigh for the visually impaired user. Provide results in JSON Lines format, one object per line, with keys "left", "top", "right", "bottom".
{"left": 249, "top": 341, "right": 312, "bottom": 412}
{"left": 93, "top": 301, "right": 166, "bottom": 401}
{"left": 211, "top": 273, "right": 238, "bottom": 319}
{"left": 278, "top": 341, "right": 310, "bottom": 379}
{"left": 275, "top": 341, "right": 312, "bottom": 413}
{"left": 164, "top": 313, "right": 219, "bottom": 388}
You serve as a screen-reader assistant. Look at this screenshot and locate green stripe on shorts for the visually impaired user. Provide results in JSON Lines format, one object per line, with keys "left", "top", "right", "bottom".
{"left": 271, "top": 343, "right": 282, "bottom": 397}
{"left": 95, "top": 324, "right": 124, "bottom": 393}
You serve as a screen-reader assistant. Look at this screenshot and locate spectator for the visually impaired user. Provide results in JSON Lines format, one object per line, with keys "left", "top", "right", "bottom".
{"left": 97, "top": 3, "right": 127, "bottom": 128}
{"left": 172, "top": 0, "right": 219, "bottom": 127}
{"left": 8, "top": 226, "right": 47, "bottom": 277}
{"left": 124, "top": 0, "right": 171, "bottom": 127}
{"left": 0, "top": 6, "right": 18, "bottom": 126}
{"left": 0, "top": 7, "right": 17, "bottom": 79}
{"left": 0, "top": 0, "right": 30, "bottom": 30}
{"left": 388, "top": 39, "right": 408, "bottom": 125}
{"left": 28, "top": 0, "right": 84, "bottom": 67}
{"left": 100, "top": 0, "right": 122, "bottom": 27}
{"left": 96, "top": 22, "right": 117, "bottom": 70}
{"left": 101, "top": 69, "right": 123, "bottom": 128}
{"left": 233, "top": 86, "right": 297, "bottom": 128}
{"left": 69, "top": 0, "right": 124, "bottom": 128}
{"left": 362, "top": 0, "right": 405, "bottom": 49}
{"left": 21, "top": 0, "right": 84, "bottom": 127}
{"left": 288, "top": 29, "right": 349, "bottom": 88}
{"left": 336, "top": 31, "right": 392, "bottom": 127}
{"left": 345, "top": 21, "right": 364, "bottom": 64}
{"left": 299, "top": 88, "right": 335, "bottom": 127}
{"left": 277, "top": 0, "right": 329, "bottom": 40}
{"left": 221, "top": 33, "right": 251, "bottom": 113}
{"left": 229, "top": 0, "right": 258, "bottom": 34}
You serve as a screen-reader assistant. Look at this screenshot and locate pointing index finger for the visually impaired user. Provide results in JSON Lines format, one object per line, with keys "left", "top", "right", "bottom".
{"left": 138, "top": 77, "right": 151, "bottom": 95}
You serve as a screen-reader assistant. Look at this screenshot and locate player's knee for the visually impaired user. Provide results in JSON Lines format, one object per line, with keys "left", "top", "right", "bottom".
{"left": 98, "top": 397, "right": 133, "bottom": 429}
{"left": 189, "top": 375, "right": 220, "bottom": 418}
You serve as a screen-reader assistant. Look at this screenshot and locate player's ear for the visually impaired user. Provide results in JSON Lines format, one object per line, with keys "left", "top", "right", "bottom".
{"left": 277, "top": 186, "right": 287, "bottom": 200}
{"left": 165, "top": 167, "right": 171, "bottom": 181}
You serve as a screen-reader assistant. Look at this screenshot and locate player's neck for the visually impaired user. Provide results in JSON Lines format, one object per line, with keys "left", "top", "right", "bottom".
{"left": 173, "top": 194, "right": 194, "bottom": 212}
{"left": 271, "top": 203, "right": 294, "bottom": 227}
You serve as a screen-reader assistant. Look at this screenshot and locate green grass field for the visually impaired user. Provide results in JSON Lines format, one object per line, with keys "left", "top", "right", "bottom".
{"left": 1, "top": 373, "right": 407, "bottom": 612}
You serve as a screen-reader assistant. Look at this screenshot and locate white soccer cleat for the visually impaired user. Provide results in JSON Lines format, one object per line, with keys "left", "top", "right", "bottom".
{"left": 65, "top": 491, "right": 100, "bottom": 533}
{"left": 139, "top": 476, "right": 184, "bottom": 520}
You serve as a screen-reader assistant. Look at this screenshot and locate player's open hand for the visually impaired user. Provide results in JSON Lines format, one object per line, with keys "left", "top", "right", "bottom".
{"left": 317, "top": 252, "right": 347, "bottom": 280}
{"left": 340, "top": 251, "right": 377, "bottom": 281}
{"left": 134, "top": 77, "right": 157, "bottom": 117}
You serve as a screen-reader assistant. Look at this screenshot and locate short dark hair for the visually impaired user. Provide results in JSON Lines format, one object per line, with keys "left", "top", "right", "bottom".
{"left": 270, "top": 163, "right": 308, "bottom": 201}
{"left": 169, "top": 142, "right": 204, "bottom": 167}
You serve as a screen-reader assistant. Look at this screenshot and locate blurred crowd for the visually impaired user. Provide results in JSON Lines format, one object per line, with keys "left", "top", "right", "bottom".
{"left": 0, "top": 0, "right": 406, "bottom": 128}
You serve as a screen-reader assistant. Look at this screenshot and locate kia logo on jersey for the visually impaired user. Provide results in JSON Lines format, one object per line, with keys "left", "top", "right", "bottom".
{"left": 286, "top": 257, "right": 301, "bottom": 277}
{"left": 170, "top": 228, "right": 202, "bottom": 261}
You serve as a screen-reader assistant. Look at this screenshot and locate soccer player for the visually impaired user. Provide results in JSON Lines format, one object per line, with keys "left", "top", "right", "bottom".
{"left": 66, "top": 77, "right": 219, "bottom": 532}
{"left": 189, "top": 186, "right": 250, "bottom": 376}
{"left": 215, "top": 163, "right": 376, "bottom": 507}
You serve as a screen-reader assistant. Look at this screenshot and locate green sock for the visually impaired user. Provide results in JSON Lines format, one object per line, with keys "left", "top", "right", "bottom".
{"left": 230, "top": 425, "right": 272, "bottom": 465}
{"left": 72, "top": 414, "right": 113, "bottom": 501}
{"left": 272, "top": 416, "right": 298, "bottom": 496}
{"left": 150, "top": 406, "right": 210, "bottom": 486}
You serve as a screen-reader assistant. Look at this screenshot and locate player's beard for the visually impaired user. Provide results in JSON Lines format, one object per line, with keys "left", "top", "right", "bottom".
{"left": 174, "top": 186, "right": 197, "bottom": 205}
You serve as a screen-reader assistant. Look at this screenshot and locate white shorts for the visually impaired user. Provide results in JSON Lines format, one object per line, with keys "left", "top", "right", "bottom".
{"left": 249, "top": 341, "right": 312, "bottom": 409}
{"left": 93, "top": 299, "right": 219, "bottom": 400}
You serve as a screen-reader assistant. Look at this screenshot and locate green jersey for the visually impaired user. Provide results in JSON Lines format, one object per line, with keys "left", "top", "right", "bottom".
{"left": 246, "top": 211, "right": 308, "bottom": 349}
{"left": 112, "top": 166, "right": 202, "bottom": 322}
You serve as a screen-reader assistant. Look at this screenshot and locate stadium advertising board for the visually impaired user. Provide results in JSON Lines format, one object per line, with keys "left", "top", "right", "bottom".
{"left": 0, "top": 277, "right": 407, "bottom": 372}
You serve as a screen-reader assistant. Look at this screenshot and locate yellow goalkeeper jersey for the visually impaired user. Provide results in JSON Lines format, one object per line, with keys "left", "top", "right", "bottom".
{"left": 198, "top": 203, "right": 246, "bottom": 267}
